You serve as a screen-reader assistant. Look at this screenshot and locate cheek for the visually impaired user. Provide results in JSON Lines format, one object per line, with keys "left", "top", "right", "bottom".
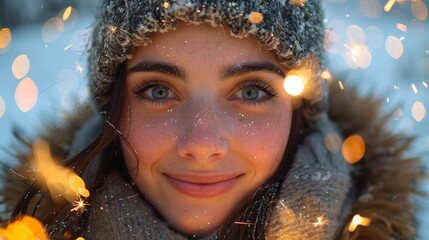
{"left": 233, "top": 112, "right": 292, "bottom": 173}
{"left": 119, "top": 116, "right": 178, "bottom": 169}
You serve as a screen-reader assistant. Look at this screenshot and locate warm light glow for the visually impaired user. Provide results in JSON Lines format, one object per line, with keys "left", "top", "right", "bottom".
{"left": 396, "top": 23, "right": 407, "bottom": 32}
{"left": 348, "top": 214, "right": 371, "bottom": 232}
{"left": 385, "top": 36, "right": 403, "bottom": 59}
{"left": 12, "top": 54, "right": 30, "bottom": 80}
{"left": 384, "top": 0, "right": 396, "bottom": 12}
{"left": 412, "top": 101, "right": 425, "bottom": 122}
{"left": 30, "top": 139, "right": 90, "bottom": 202}
{"left": 283, "top": 72, "right": 305, "bottom": 96}
{"left": 411, "top": 0, "right": 428, "bottom": 21}
{"left": 0, "top": 216, "right": 48, "bottom": 240}
{"left": 42, "top": 17, "right": 63, "bottom": 42}
{"left": 71, "top": 196, "right": 90, "bottom": 212}
{"left": 163, "top": 1, "right": 170, "bottom": 8}
{"left": 344, "top": 43, "right": 372, "bottom": 69}
{"left": 321, "top": 70, "right": 332, "bottom": 82}
{"left": 248, "top": 12, "right": 264, "bottom": 24}
{"left": 324, "top": 132, "right": 342, "bottom": 153}
{"left": 76, "top": 237, "right": 85, "bottom": 240}
{"left": 0, "top": 96, "right": 5, "bottom": 119}
{"left": 15, "top": 77, "right": 38, "bottom": 112}
{"left": 338, "top": 80, "right": 344, "bottom": 90}
{"left": 346, "top": 25, "right": 366, "bottom": 45}
{"left": 342, "top": 134, "right": 365, "bottom": 164}
{"left": 63, "top": 6, "right": 73, "bottom": 21}
{"left": 313, "top": 216, "right": 329, "bottom": 227}
{"left": 290, "top": 0, "right": 307, "bottom": 6}
{"left": 0, "top": 28, "right": 12, "bottom": 49}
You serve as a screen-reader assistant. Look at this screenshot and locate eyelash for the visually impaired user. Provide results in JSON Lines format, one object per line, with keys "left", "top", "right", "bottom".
{"left": 132, "top": 79, "right": 278, "bottom": 106}
{"left": 234, "top": 80, "right": 278, "bottom": 105}
{"left": 132, "top": 80, "right": 174, "bottom": 105}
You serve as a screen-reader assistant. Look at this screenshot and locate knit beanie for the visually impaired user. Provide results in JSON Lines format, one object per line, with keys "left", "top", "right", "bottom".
{"left": 88, "top": 0, "right": 326, "bottom": 124}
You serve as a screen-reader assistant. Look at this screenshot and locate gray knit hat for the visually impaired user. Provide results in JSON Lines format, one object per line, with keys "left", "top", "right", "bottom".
{"left": 88, "top": 0, "right": 326, "bottom": 124}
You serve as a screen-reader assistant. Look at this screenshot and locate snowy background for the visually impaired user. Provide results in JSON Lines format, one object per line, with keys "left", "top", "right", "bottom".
{"left": 0, "top": 0, "right": 428, "bottom": 238}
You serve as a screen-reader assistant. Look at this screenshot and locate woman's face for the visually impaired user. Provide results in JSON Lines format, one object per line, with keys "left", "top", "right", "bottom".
{"left": 120, "top": 24, "right": 293, "bottom": 236}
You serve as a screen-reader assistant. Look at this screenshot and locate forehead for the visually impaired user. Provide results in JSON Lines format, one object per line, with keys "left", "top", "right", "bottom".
{"left": 129, "top": 23, "right": 280, "bottom": 66}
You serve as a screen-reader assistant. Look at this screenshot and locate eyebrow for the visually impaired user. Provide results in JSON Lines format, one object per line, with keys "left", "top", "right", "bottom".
{"left": 128, "top": 61, "right": 285, "bottom": 81}
{"left": 128, "top": 61, "right": 186, "bottom": 80}
{"left": 221, "top": 62, "right": 285, "bottom": 79}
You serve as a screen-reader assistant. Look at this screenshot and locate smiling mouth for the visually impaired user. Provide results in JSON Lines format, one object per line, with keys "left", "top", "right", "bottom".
{"left": 164, "top": 173, "right": 242, "bottom": 198}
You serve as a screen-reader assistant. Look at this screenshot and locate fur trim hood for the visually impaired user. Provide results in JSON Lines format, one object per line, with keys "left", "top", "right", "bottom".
{"left": 0, "top": 78, "right": 426, "bottom": 239}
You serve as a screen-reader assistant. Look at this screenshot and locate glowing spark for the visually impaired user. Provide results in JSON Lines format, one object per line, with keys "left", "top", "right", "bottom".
{"left": 0, "top": 216, "right": 48, "bottom": 240}
{"left": 30, "top": 139, "right": 90, "bottom": 202}
{"left": 321, "top": 70, "right": 332, "bottom": 82}
{"left": 106, "top": 24, "right": 118, "bottom": 36}
{"left": 248, "top": 12, "right": 264, "bottom": 24}
{"left": 71, "top": 196, "right": 89, "bottom": 213}
{"left": 76, "top": 237, "right": 85, "bottom": 240}
{"left": 384, "top": 0, "right": 396, "bottom": 12}
{"left": 64, "top": 43, "right": 73, "bottom": 50}
{"left": 313, "top": 216, "right": 329, "bottom": 227}
{"left": 234, "top": 222, "right": 256, "bottom": 225}
{"left": 411, "top": 83, "right": 418, "bottom": 94}
{"left": 423, "top": 81, "right": 428, "bottom": 88}
{"left": 426, "top": 49, "right": 429, "bottom": 55}
{"left": 163, "top": 2, "right": 169, "bottom": 8}
{"left": 348, "top": 214, "right": 371, "bottom": 232}
{"left": 63, "top": 6, "right": 73, "bottom": 21}
{"left": 338, "top": 81, "right": 344, "bottom": 90}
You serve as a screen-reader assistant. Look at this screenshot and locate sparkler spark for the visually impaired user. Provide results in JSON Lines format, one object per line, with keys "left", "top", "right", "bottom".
{"left": 234, "top": 221, "right": 256, "bottom": 225}
{"left": 313, "top": 216, "right": 329, "bottom": 227}
{"left": 30, "top": 139, "right": 90, "bottom": 203}
{"left": 71, "top": 196, "right": 89, "bottom": 213}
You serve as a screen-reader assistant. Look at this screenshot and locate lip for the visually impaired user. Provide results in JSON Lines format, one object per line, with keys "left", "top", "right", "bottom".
{"left": 163, "top": 173, "right": 242, "bottom": 198}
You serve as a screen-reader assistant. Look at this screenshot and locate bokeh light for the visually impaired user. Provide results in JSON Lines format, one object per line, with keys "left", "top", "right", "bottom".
{"left": 248, "top": 12, "right": 264, "bottom": 24}
{"left": 411, "top": 0, "right": 428, "bottom": 21}
{"left": 283, "top": 72, "right": 305, "bottom": 96}
{"left": 42, "top": 17, "right": 64, "bottom": 43}
{"left": 366, "top": 26, "right": 384, "bottom": 49}
{"left": 0, "top": 28, "right": 12, "bottom": 50}
{"left": 342, "top": 134, "right": 365, "bottom": 164}
{"left": 15, "top": 77, "right": 38, "bottom": 112}
{"left": 344, "top": 43, "right": 372, "bottom": 69}
{"left": 324, "top": 132, "right": 342, "bottom": 153}
{"left": 346, "top": 25, "right": 366, "bottom": 45}
{"left": 325, "top": 29, "right": 342, "bottom": 54}
{"left": 348, "top": 214, "right": 371, "bottom": 232}
{"left": 0, "top": 215, "right": 48, "bottom": 240}
{"left": 12, "top": 54, "right": 30, "bottom": 80}
{"left": 57, "top": 6, "right": 78, "bottom": 31}
{"left": 412, "top": 101, "right": 425, "bottom": 122}
{"left": 290, "top": 0, "right": 307, "bottom": 7}
{"left": 396, "top": 23, "right": 408, "bottom": 32}
{"left": 358, "top": 0, "right": 382, "bottom": 18}
{"left": 385, "top": 36, "right": 404, "bottom": 59}
{"left": 0, "top": 96, "right": 5, "bottom": 119}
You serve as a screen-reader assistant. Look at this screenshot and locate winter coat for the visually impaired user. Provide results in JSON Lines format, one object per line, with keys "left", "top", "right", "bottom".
{"left": 0, "top": 79, "right": 425, "bottom": 239}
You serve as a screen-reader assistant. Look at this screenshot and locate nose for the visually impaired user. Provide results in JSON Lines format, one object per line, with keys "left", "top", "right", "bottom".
{"left": 177, "top": 108, "right": 228, "bottom": 161}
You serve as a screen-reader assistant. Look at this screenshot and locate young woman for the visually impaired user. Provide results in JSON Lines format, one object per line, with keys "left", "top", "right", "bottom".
{"left": 1, "top": 0, "right": 425, "bottom": 239}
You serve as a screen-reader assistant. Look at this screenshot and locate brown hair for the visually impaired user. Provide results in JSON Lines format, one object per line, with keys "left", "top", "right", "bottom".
{"left": 11, "top": 61, "right": 303, "bottom": 239}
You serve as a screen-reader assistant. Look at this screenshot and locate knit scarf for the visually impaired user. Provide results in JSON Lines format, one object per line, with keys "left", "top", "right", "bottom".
{"left": 84, "top": 115, "right": 351, "bottom": 240}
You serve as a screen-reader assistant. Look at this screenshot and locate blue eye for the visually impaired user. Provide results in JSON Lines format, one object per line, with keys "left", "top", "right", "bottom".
{"left": 133, "top": 80, "right": 175, "bottom": 103}
{"left": 241, "top": 85, "right": 261, "bottom": 100}
{"left": 151, "top": 86, "right": 170, "bottom": 99}
{"left": 233, "top": 80, "right": 277, "bottom": 103}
